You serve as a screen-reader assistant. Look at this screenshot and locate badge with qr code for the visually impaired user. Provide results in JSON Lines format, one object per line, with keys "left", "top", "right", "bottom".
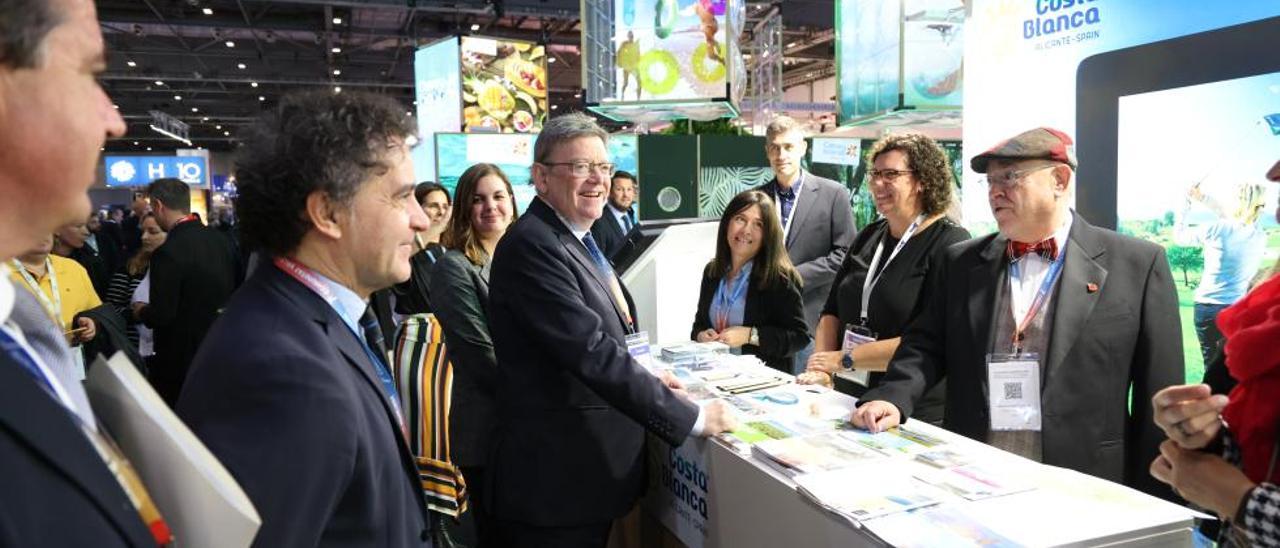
{"left": 985, "top": 354, "right": 1042, "bottom": 432}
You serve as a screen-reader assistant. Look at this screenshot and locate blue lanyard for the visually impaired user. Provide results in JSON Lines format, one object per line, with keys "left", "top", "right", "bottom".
{"left": 1009, "top": 247, "right": 1067, "bottom": 354}
{"left": 274, "top": 258, "right": 405, "bottom": 429}
{"left": 713, "top": 262, "right": 752, "bottom": 332}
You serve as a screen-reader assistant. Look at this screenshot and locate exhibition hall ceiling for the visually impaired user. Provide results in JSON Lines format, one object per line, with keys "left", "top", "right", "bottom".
{"left": 97, "top": 0, "right": 837, "bottom": 152}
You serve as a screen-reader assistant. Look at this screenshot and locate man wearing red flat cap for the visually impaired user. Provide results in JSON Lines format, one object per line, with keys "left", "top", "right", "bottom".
{"left": 853, "top": 127, "right": 1184, "bottom": 498}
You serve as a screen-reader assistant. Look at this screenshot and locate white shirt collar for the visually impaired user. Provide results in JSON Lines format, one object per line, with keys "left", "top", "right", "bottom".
{"left": 301, "top": 265, "right": 369, "bottom": 335}
{"left": 542, "top": 197, "right": 590, "bottom": 240}
{"left": 1051, "top": 210, "right": 1074, "bottom": 252}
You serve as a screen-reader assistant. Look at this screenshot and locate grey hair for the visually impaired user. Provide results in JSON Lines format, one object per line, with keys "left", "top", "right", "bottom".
{"left": 0, "top": 0, "right": 63, "bottom": 69}
{"left": 533, "top": 112, "right": 609, "bottom": 163}
{"left": 765, "top": 115, "right": 806, "bottom": 140}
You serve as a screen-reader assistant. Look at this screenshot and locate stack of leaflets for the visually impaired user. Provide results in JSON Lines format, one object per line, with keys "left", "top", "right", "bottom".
{"left": 751, "top": 431, "right": 883, "bottom": 476}
{"left": 839, "top": 425, "right": 943, "bottom": 456}
{"left": 861, "top": 504, "right": 1021, "bottom": 547}
{"left": 712, "top": 371, "right": 789, "bottom": 394}
{"left": 794, "top": 464, "right": 943, "bottom": 523}
{"left": 912, "top": 464, "right": 1034, "bottom": 501}
{"left": 660, "top": 341, "right": 729, "bottom": 368}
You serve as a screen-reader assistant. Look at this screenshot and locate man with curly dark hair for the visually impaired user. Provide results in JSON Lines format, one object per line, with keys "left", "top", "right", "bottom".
{"left": 177, "top": 90, "right": 435, "bottom": 547}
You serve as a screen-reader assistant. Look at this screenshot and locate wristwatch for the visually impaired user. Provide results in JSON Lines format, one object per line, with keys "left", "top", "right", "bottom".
{"left": 840, "top": 351, "right": 856, "bottom": 372}
{"left": 748, "top": 327, "right": 759, "bottom": 346}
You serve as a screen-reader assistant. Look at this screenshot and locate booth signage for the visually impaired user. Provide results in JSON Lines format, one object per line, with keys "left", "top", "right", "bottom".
{"left": 104, "top": 155, "right": 208, "bottom": 187}
{"left": 645, "top": 436, "right": 711, "bottom": 548}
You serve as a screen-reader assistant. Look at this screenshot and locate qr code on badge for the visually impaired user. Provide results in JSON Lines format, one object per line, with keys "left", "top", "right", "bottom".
{"left": 1002, "top": 382, "right": 1023, "bottom": 400}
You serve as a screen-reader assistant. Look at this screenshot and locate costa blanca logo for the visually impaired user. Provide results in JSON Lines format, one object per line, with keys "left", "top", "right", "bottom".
{"left": 109, "top": 160, "right": 136, "bottom": 182}
{"left": 1024, "top": 0, "right": 1101, "bottom": 39}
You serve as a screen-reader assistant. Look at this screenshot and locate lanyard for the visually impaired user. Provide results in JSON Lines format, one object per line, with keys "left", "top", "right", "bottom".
{"left": 713, "top": 262, "right": 752, "bottom": 332}
{"left": 776, "top": 174, "right": 805, "bottom": 240}
{"left": 11, "top": 258, "right": 62, "bottom": 329}
{"left": 860, "top": 215, "right": 924, "bottom": 323}
{"left": 273, "top": 257, "right": 406, "bottom": 431}
{"left": 1009, "top": 246, "right": 1067, "bottom": 355}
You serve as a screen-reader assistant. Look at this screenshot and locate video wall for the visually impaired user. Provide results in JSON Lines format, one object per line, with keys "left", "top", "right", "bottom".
{"left": 609, "top": 0, "right": 739, "bottom": 102}
{"left": 1116, "top": 71, "right": 1280, "bottom": 377}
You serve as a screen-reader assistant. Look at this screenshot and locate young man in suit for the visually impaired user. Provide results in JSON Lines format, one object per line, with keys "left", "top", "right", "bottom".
{"left": 588, "top": 170, "right": 638, "bottom": 258}
{"left": 134, "top": 177, "right": 238, "bottom": 405}
{"left": 0, "top": 0, "right": 161, "bottom": 544}
{"left": 177, "top": 91, "right": 433, "bottom": 547}
{"left": 757, "top": 116, "right": 856, "bottom": 373}
{"left": 854, "top": 127, "right": 1184, "bottom": 498}
{"left": 487, "top": 113, "right": 736, "bottom": 547}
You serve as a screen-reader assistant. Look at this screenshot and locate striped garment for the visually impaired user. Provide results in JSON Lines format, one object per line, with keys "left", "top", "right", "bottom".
{"left": 1220, "top": 430, "right": 1280, "bottom": 547}
{"left": 393, "top": 314, "right": 468, "bottom": 517}
{"left": 105, "top": 269, "right": 144, "bottom": 348}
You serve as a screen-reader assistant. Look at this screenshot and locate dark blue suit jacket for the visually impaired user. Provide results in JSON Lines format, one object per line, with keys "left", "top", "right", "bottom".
{"left": 177, "top": 264, "right": 431, "bottom": 547}
{"left": 487, "top": 197, "right": 700, "bottom": 527}
{"left": 0, "top": 354, "right": 154, "bottom": 547}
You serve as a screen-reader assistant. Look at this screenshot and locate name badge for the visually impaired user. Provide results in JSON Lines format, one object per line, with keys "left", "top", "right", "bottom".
{"left": 985, "top": 353, "right": 1042, "bottom": 431}
{"left": 841, "top": 324, "right": 877, "bottom": 386}
{"left": 625, "top": 331, "right": 656, "bottom": 374}
{"left": 71, "top": 345, "right": 86, "bottom": 381}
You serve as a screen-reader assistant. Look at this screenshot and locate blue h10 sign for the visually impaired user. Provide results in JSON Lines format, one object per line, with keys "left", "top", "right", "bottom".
{"left": 103, "top": 156, "right": 209, "bottom": 187}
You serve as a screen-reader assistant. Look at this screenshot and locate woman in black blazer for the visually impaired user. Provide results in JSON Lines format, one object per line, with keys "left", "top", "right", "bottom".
{"left": 691, "top": 190, "right": 810, "bottom": 373}
{"left": 429, "top": 163, "right": 519, "bottom": 548}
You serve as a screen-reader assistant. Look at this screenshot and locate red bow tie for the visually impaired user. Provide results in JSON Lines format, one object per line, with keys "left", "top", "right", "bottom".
{"left": 1007, "top": 238, "right": 1058, "bottom": 261}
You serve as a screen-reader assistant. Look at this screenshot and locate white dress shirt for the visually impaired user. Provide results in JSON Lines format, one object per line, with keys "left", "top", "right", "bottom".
{"left": 1009, "top": 213, "right": 1074, "bottom": 323}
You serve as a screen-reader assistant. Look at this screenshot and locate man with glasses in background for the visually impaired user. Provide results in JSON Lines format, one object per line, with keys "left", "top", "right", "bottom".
{"left": 486, "top": 113, "right": 734, "bottom": 547}
{"left": 852, "top": 127, "right": 1184, "bottom": 499}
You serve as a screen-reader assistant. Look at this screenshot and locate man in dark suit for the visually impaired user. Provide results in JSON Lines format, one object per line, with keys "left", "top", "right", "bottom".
{"left": 134, "top": 177, "right": 237, "bottom": 405}
{"left": 854, "top": 128, "right": 1184, "bottom": 498}
{"left": 177, "top": 90, "right": 433, "bottom": 547}
{"left": 87, "top": 210, "right": 124, "bottom": 276}
{"left": 487, "top": 113, "right": 735, "bottom": 547}
{"left": 121, "top": 192, "right": 148, "bottom": 256}
{"left": 588, "top": 170, "right": 638, "bottom": 258}
{"left": 0, "top": 0, "right": 156, "bottom": 544}
{"left": 757, "top": 116, "right": 856, "bottom": 372}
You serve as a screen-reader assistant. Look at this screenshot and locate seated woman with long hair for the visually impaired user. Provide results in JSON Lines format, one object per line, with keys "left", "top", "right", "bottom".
{"left": 691, "top": 190, "right": 810, "bottom": 373}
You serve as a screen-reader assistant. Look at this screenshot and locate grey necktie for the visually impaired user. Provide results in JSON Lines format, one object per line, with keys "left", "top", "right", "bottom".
{"left": 7, "top": 280, "right": 98, "bottom": 427}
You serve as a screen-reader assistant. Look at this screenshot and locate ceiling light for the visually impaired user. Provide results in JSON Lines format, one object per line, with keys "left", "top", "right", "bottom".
{"left": 126, "top": 60, "right": 137, "bottom": 68}
{"left": 551, "top": 104, "right": 558, "bottom": 110}
{"left": 250, "top": 81, "right": 258, "bottom": 87}
{"left": 202, "top": 7, "right": 213, "bottom": 15}
{"left": 223, "top": 131, "right": 230, "bottom": 136}
{"left": 146, "top": 147, "right": 153, "bottom": 151}
{"left": 215, "top": 125, "right": 222, "bottom": 129}
{"left": 191, "top": 107, "right": 199, "bottom": 112}
{"left": 333, "top": 86, "right": 341, "bottom": 93}
{"left": 470, "top": 23, "right": 480, "bottom": 31}
{"left": 258, "top": 96, "right": 265, "bottom": 101}
{"left": 155, "top": 80, "right": 164, "bottom": 86}
{"left": 225, "top": 40, "right": 235, "bottom": 48}
{"left": 548, "top": 57, "right": 556, "bottom": 63}
{"left": 406, "top": 111, "right": 412, "bottom": 116}
{"left": 574, "top": 92, "right": 582, "bottom": 98}
{"left": 132, "top": 141, "right": 139, "bottom": 145}
{"left": 202, "top": 117, "right": 209, "bottom": 121}
{"left": 332, "top": 17, "right": 343, "bottom": 25}
{"left": 237, "top": 63, "right": 246, "bottom": 69}
{"left": 332, "top": 69, "right": 341, "bottom": 75}
{"left": 331, "top": 47, "right": 341, "bottom": 53}
{"left": 174, "top": 95, "right": 182, "bottom": 100}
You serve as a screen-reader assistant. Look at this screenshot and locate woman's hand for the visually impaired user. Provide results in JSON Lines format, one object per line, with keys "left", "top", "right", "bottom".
{"left": 716, "top": 326, "right": 751, "bottom": 348}
{"left": 806, "top": 350, "right": 844, "bottom": 375}
{"left": 695, "top": 329, "right": 718, "bottom": 343}
{"left": 1150, "top": 439, "right": 1256, "bottom": 520}
{"left": 1152, "top": 384, "right": 1227, "bottom": 450}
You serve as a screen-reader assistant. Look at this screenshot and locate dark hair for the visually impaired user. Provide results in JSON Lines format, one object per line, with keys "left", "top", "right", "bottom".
{"left": 0, "top": 0, "right": 63, "bottom": 69}
{"left": 147, "top": 178, "right": 191, "bottom": 213}
{"left": 127, "top": 212, "right": 162, "bottom": 276}
{"left": 234, "top": 90, "right": 416, "bottom": 256}
{"left": 441, "top": 163, "right": 519, "bottom": 266}
{"left": 709, "top": 190, "right": 800, "bottom": 290}
{"left": 414, "top": 181, "right": 450, "bottom": 207}
{"left": 866, "top": 133, "right": 956, "bottom": 217}
{"left": 611, "top": 170, "right": 636, "bottom": 184}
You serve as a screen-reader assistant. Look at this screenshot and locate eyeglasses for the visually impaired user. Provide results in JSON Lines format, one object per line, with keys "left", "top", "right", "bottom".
{"left": 541, "top": 161, "right": 615, "bottom": 178}
{"left": 982, "top": 164, "right": 1056, "bottom": 189}
{"left": 867, "top": 169, "right": 914, "bottom": 182}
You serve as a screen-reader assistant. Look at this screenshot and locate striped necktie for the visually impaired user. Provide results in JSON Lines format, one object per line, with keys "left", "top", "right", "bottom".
{"left": 582, "top": 233, "right": 634, "bottom": 328}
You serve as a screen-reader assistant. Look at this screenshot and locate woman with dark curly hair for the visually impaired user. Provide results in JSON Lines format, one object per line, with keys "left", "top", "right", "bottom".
{"left": 799, "top": 133, "right": 970, "bottom": 425}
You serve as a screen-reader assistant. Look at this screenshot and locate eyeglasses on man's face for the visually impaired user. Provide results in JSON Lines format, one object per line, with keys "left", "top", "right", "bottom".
{"left": 982, "top": 164, "right": 1056, "bottom": 190}
{"left": 541, "top": 160, "right": 615, "bottom": 178}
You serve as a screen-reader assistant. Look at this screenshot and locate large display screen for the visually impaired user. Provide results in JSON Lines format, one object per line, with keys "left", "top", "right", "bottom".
{"left": 435, "top": 133, "right": 639, "bottom": 215}
{"left": 836, "top": 0, "right": 899, "bottom": 121}
{"left": 459, "top": 37, "right": 548, "bottom": 134}
{"left": 609, "top": 0, "right": 734, "bottom": 102}
{"left": 1116, "top": 72, "right": 1280, "bottom": 379}
{"left": 412, "top": 38, "right": 462, "bottom": 183}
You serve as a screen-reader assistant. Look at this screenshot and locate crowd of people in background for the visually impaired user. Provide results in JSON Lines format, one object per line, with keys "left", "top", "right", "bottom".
{"left": 2, "top": 1, "right": 1279, "bottom": 547}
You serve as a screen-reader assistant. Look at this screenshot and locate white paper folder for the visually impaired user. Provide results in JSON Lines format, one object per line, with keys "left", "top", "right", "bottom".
{"left": 85, "top": 353, "right": 261, "bottom": 548}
